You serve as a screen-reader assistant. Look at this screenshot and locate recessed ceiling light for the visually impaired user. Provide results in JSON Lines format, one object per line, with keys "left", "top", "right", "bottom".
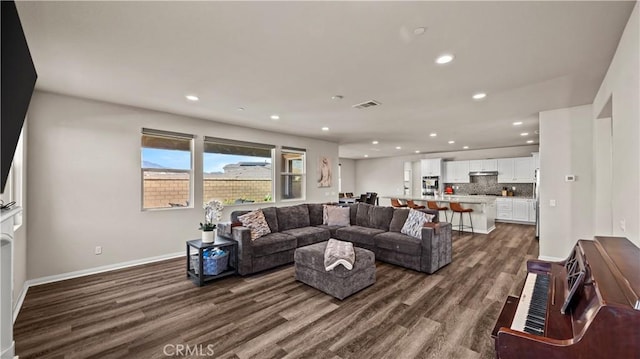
{"left": 472, "top": 93, "right": 487, "bottom": 100}
{"left": 185, "top": 95, "right": 199, "bottom": 102}
{"left": 321, "top": 127, "right": 329, "bottom": 131}
{"left": 270, "top": 114, "right": 280, "bottom": 120}
{"left": 430, "top": 133, "right": 437, "bottom": 137}
{"left": 372, "top": 140, "right": 379, "bottom": 145}
{"left": 331, "top": 95, "right": 344, "bottom": 100}
{"left": 237, "top": 107, "right": 245, "bottom": 111}
{"left": 463, "top": 146, "right": 469, "bottom": 149}
{"left": 513, "top": 121, "right": 523, "bottom": 126}
{"left": 520, "top": 132, "right": 529, "bottom": 136}
{"left": 364, "top": 155, "right": 369, "bottom": 158}
{"left": 395, "top": 146, "right": 402, "bottom": 150}
{"left": 415, "top": 150, "right": 420, "bottom": 153}
{"left": 413, "top": 27, "right": 427, "bottom": 35}
{"left": 527, "top": 140, "right": 534, "bottom": 144}
{"left": 435, "top": 54, "right": 454, "bottom": 65}
{"left": 448, "top": 140, "right": 455, "bottom": 144}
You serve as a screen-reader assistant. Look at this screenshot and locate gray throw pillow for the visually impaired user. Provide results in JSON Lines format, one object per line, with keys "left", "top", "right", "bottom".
{"left": 325, "top": 206, "right": 351, "bottom": 226}
{"left": 401, "top": 209, "right": 435, "bottom": 239}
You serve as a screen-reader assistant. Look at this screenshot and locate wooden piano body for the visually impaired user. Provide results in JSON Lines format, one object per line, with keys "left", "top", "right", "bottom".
{"left": 493, "top": 236, "right": 640, "bottom": 359}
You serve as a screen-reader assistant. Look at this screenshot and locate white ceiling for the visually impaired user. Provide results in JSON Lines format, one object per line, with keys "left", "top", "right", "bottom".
{"left": 16, "top": 1, "right": 635, "bottom": 159}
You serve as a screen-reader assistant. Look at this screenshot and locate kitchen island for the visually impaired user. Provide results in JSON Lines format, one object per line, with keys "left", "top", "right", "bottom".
{"left": 383, "top": 195, "right": 497, "bottom": 234}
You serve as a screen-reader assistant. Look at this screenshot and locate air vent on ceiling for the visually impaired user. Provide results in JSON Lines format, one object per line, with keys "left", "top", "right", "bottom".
{"left": 352, "top": 100, "right": 381, "bottom": 109}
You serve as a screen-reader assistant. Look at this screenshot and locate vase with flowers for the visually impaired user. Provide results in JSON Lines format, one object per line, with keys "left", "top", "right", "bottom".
{"left": 200, "top": 199, "right": 224, "bottom": 243}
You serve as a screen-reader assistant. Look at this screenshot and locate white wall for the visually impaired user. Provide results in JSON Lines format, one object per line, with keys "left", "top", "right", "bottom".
{"left": 26, "top": 91, "right": 339, "bottom": 279}
{"left": 338, "top": 158, "right": 355, "bottom": 194}
{"left": 592, "top": 3, "right": 639, "bottom": 247}
{"left": 354, "top": 145, "right": 539, "bottom": 206}
{"left": 539, "top": 105, "right": 594, "bottom": 259}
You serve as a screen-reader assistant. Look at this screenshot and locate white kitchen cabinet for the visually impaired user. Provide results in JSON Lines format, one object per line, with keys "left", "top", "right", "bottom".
{"left": 497, "top": 159, "right": 515, "bottom": 183}
{"left": 512, "top": 199, "right": 529, "bottom": 221}
{"left": 528, "top": 199, "right": 537, "bottom": 222}
{"left": 421, "top": 158, "right": 442, "bottom": 177}
{"left": 496, "top": 198, "right": 513, "bottom": 220}
{"left": 470, "top": 159, "right": 498, "bottom": 172}
{"left": 444, "top": 160, "right": 470, "bottom": 183}
{"left": 514, "top": 157, "right": 534, "bottom": 182}
{"left": 498, "top": 157, "right": 534, "bottom": 183}
{"left": 532, "top": 152, "right": 540, "bottom": 170}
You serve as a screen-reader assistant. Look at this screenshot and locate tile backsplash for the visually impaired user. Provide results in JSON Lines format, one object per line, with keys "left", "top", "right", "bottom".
{"left": 444, "top": 175, "right": 534, "bottom": 197}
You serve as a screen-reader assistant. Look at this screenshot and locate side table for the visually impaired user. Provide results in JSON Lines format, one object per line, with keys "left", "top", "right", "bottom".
{"left": 186, "top": 237, "right": 238, "bottom": 286}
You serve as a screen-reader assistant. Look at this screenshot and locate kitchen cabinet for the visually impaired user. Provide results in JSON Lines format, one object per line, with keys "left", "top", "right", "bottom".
{"left": 469, "top": 159, "right": 498, "bottom": 172}
{"left": 443, "top": 160, "right": 470, "bottom": 183}
{"left": 512, "top": 199, "right": 529, "bottom": 221}
{"left": 496, "top": 197, "right": 535, "bottom": 223}
{"left": 497, "top": 157, "right": 534, "bottom": 183}
{"left": 514, "top": 157, "right": 534, "bottom": 182}
{"left": 532, "top": 152, "right": 540, "bottom": 170}
{"left": 421, "top": 158, "right": 442, "bottom": 177}
{"left": 528, "top": 199, "right": 537, "bottom": 222}
{"left": 496, "top": 198, "right": 513, "bottom": 220}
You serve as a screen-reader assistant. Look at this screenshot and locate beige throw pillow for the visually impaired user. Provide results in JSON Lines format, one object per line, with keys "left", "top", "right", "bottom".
{"left": 401, "top": 209, "right": 435, "bottom": 239}
{"left": 325, "top": 206, "right": 351, "bottom": 226}
{"left": 238, "top": 209, "right": 271, "bottom": 240}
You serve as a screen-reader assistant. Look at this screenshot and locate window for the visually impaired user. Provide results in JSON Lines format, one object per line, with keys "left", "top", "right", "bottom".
{"left": 203, "top": 137, "right": 274, "bottom": 205}
{"left": 141, "top": 129, "right": 194, "bottom": 210}
{"left": 281, "top": 147, "right": 306, "bottom": 200}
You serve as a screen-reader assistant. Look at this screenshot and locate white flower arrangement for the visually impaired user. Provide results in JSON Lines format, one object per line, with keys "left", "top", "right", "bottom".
{"left": 200, "top": 199, "right": 224, "bottom": 231}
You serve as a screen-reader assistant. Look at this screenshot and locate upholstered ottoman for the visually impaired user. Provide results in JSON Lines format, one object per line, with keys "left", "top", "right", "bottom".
{"left": 294, "top": 241, "right": 376, "bottom": 300}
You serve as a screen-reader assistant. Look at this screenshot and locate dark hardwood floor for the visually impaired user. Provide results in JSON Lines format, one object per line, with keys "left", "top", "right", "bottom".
{"left": 15, "top": 223, "right": 537, "bottom": 358}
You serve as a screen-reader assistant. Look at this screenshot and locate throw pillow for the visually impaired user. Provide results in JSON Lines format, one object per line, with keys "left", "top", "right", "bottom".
{"left": 238, "top": 209, "right": 271, "bottom": 240}
{"left": 323, "top": 204, "right": 329, "bottom": 225}
{"left": 401, "top": 209, "right": 433, "bottom": 239}
{"left": 325, "top": 206, "right": 351, "bottom": 226}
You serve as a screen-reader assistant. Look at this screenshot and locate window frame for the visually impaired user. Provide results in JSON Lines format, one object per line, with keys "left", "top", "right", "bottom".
{"left": 140, "top": 128, "right": 195, "bottom": 211}
{"left": 203, "top": 136, "right": 276, "bottom": 207}
{"left": 280, "top": 147, "right": 306, "bottom": 202}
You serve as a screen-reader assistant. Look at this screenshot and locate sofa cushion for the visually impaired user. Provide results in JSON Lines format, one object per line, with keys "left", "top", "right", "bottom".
{"left": 277, "top": 204, "right": 311, "bottom": 231}
{"left": 374, "top": 232, "right": 422, "bottom": 255}
{"left": 251, "top": 232, "right": 297, "bottom": 257}
{"left": 315, "top": 224, "right": 343, "bottom": 238}
{"left": 307, "top": 203, "right": 324, "bottom": 226}
{"left": 261, "top": 207, "right": 279, "bottom": 233}
{"left": 389, "top": 208, "right": 410, "bottom": 232}
{"left": 355, "top": 203, "right": 373, "bottom": 227}
{"left": 282, "top": 226, "right": 330, "bottom": 247}
{"left": 238, "top": 209, "right": 272, "bottom": 240}
{"left": 368, "top": 206, "right": 394, "bottom": 231}
{"left": 349, "top": 204, "right": 358, "bottom": 225}
{"left": 335, "top": 225, "right": 385, "bottom": 247}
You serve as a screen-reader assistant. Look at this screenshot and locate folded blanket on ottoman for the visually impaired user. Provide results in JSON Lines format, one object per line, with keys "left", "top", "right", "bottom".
{"left": 324, "top": 238, "right": 355, "bottom": 271}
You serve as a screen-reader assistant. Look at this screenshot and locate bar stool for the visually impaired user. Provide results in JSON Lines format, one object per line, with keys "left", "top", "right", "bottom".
{"left": 427, "top": 201, "right": 449, "bottom": 222}
{"left": 406, "top": 200, "right": 425, "bottom": 209}
{"left": 449, "top": 202, "right": 474, "bottom": 235}
{"left": 391, "top": 198, "right": 408, "bottom": 208}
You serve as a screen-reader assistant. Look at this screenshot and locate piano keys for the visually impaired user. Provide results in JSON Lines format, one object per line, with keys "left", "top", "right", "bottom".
{"left": 492, "top": 236, "right": 640, "bottom": 359}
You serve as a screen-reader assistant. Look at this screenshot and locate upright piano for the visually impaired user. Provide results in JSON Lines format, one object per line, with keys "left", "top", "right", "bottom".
{"left": 492, "top": 236, "right": 640, "bottom": 358}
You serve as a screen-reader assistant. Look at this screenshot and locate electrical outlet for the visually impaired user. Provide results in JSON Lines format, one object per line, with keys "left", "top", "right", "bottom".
{"left": 549, "top": 199, "right": 557, "bottom": 207}
{"left": 620, "top": 219, "right": 626, "bottom": 232}
{"left": 95, "top": 246, "right": 102, "bottom": 255}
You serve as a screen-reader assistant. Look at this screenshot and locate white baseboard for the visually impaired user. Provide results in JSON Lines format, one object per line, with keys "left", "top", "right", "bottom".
{"left": 12, "top": 251, "right": 184, "bottom": 322}
{"left": 538, "top": 255, "right": 564, "bottom": 262}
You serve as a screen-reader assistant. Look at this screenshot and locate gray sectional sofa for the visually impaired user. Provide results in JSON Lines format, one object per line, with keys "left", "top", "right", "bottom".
{"left": 218, "top": 202, "right": 452, "bottom": 276}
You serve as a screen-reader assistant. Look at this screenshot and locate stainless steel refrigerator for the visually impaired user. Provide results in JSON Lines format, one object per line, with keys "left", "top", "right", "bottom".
{"left": 535, "top": 168, "right": 540, "bottom": 238}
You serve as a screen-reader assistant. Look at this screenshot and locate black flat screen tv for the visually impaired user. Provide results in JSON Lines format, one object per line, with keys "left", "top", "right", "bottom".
{"left": 1, "top": 1, "right": 37, "bottom": 193}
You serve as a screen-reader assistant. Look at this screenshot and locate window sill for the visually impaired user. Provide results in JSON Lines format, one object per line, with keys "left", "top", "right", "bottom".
{"left": 142, "top": 206, "right": 194, "bottom": 212}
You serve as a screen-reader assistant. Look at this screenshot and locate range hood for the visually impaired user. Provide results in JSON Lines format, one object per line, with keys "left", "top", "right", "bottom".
{"left": 469, "top": 171, "right": 498, "bottom": 176}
